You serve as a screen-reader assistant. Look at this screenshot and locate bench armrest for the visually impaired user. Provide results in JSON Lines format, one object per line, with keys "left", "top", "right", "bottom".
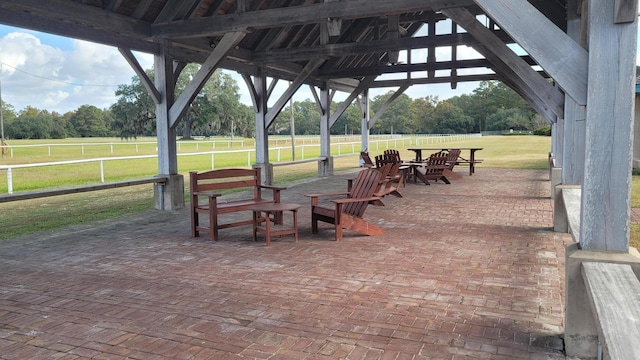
{"left": 258, "top": 184, "right": 287, "bottom": 191}
{"left": 192, "top": 190, "right": 222, "bottom": 198}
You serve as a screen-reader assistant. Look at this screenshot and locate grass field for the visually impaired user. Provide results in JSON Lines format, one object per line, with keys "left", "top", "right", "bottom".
{"left": 1, "top": 134, "right": 639, "bottom": 249}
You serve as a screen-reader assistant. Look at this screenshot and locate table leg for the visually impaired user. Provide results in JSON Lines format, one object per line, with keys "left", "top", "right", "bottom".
{"left": 470, "top": 150, "right": 476, "bottom": 175}
{"left": 265, "top": 211, "right": 271, "bottom": 246}
{"left": 252, "top": 211, "right": 258, "bottom": 241}
{"left": 293, "top": 209, "right": 298, "bottom": 243}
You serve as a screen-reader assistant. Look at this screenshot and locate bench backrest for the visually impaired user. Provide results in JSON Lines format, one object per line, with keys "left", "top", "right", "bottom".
{"left": 190, "top": 168, "right": 263, "bottom": 199}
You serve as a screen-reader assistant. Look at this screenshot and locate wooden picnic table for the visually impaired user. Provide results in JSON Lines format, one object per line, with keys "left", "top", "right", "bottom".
{"left": 407, "top": 147, "right": 483, "bottom": 175}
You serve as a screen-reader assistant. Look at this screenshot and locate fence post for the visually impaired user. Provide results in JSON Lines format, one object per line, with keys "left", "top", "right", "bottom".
{"left": 48, "top": 146, "right": 51, "bottom": 156}
{"left": 110, "top": 144, "right": 114, "bottom": 154}
{"left": 211, "top": 153, "right": 215, "bottom": 169}
{"left": 247, "top": 151, "right": 251, "bottom": 166}
{"left": 7, "top": 167, "right": 13, "bottom": 194}
{"left": 277, "top": 148, "right": 281, "bottom": 162}
{"left": 100, "top": 160, "right": 105, "bottom": 183}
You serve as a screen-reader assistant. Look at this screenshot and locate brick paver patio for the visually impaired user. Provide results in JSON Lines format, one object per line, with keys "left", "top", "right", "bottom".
{"left": 0, "top": 168, "right": 579, "bottom": 359}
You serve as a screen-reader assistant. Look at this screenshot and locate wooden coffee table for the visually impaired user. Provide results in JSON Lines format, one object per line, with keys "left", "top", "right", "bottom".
{"left": 250, "top": 203, "right": 301, "bottom": 246}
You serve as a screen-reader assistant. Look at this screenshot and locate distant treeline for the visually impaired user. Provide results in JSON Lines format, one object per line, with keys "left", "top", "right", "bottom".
{"left": 0, "top": 64, "right": 549, "bottom": 140}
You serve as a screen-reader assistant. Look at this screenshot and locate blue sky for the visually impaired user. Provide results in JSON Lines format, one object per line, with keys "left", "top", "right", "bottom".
{"left": 0, "top": 23, "right": 639, "bottom": 114}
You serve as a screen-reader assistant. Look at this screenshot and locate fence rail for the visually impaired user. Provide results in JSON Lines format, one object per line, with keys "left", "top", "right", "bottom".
{"left": 0, "top": 134, "right": 479, "bottom": 195}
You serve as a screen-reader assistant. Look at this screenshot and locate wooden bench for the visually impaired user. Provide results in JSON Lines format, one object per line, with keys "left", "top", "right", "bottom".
{"left": 190, "top": 168, "right": 286, "bottom": 241}
{"left": 582, "top": 262, "right": 640, "bottom": 359}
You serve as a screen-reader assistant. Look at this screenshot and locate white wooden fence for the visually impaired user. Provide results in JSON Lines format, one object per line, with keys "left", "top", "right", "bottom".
{"left": 0, "top": 134, "right": 479, "bottom": 194}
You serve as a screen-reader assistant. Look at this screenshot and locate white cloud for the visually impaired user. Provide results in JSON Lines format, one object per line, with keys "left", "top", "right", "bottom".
{"left": 0, "top": 30, "right": 153, "bottom": 113}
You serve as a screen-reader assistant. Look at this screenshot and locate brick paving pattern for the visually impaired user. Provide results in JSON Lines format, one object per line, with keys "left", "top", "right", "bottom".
{"left": 0, "top": 168, "right": 580, "bottom": 359}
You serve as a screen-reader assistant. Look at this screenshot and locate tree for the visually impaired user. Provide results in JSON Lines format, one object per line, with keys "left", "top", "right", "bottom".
{"left": 110, "top": 71, "right": 156, "bottom": 139}
{"left": 111, "top": 65, "right": 248, "bottom": 140}
{"left": 370, "top": 91, "right": 413, "bottom": 134}
{"left": 332, "top": 103, "right": 361, "bottom": 135}
{"left": 409, "top": 96, "right": 438, "bottom": 133}
{"left": 432, "top": 101, "right": 473, "bottom": 134}
{"left": 69, "top": 105, "right": 111, "bottom": 137}
{"left": 449, "top": 81, "right": 535, "bottom": 132}
{"left": 6, "top": 107, "right": 59, "bottom": 139}
{"left": 485, "top": 108, "right": 534, "bottom": 131}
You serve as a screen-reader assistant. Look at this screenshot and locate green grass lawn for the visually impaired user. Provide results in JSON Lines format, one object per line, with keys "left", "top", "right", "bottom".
{"left": 1, "top": 134, "right": 639, "bottom": 249}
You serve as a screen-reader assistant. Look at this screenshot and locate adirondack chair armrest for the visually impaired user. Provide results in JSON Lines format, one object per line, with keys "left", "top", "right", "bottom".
{"left": 306, "top": 191, "right": 349, "bottom": 198}
{"left": 306, "top": 192, "right": 350, "bottom": 206}
{"left": 331, "top": 196, "right": 381, "bottom": 205}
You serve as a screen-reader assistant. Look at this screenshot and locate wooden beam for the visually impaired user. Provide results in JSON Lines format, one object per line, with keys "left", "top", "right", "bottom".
{"left": 318, "top": 56, "right": 537, "bottom": 78}
{"left": 251, "top": 32, "right": 513, "bottom": 63}
{"left": 473, "top": 0, "right": 589, "bottom": 105}
{"left": 0, "top": 0, "right": 151, "bottom": 37}
{"left": 119, "top": 48, "right": 161, "bottom": 104}
{"left": 330, "top": 76, "right": 376, "bottom": 128}
{"left": 169, "top": 31, "right": 246, "bottom": 128}
{"left": 265, "top": 58, "right": 325, "bottom": 128}
{"left": 370, "top": 73, "right": 499, "bottom": 87}
{"left": 369, "top": 85, "right": 409, "bottom": 128}
{"left": 442, "top": 7, "right": 564, "bottom": 119}
{"left": 151, "top": 0, "right": 474, "bottom": 38}
{"left": 0, "top": 8, "right": 159, "bottom": 54}
{"left": 580, "top": 0, "right": 637, "bottom": 252}
{"left": 614, "top": 0, "right": 638, "bottom": 23}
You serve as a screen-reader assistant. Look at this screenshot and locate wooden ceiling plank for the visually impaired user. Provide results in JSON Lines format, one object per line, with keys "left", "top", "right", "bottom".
{"left": 474, "top": 0, "right": 588, "bottom": 105}
{"left": 132, "top": 0, "right": 155, "bottom": 19}
{"left": 151, "top": 0, "right": 475, "bottom": 38}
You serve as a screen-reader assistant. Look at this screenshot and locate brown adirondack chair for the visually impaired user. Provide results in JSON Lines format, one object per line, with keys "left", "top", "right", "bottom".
{"left": 413, "top": 154, "right": 451, "bottom": 185}
{"left": 307, "top": 168, "right": 384, "bottom": 241}
{"left": 381, "top": 150, "right": 411, "bottom": 183}
{"left": 373, "top": 156, "right": 403, "bottom": 198}
{"left": 436, "top": 149, "right": 463, "bottom": 180}
{"left": 360, "top": 151, "right": 375, "bottom": 168}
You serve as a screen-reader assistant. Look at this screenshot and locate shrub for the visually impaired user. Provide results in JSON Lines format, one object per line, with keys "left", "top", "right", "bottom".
{"left": 533, "top": 125, "right": 551, "bottom": 136}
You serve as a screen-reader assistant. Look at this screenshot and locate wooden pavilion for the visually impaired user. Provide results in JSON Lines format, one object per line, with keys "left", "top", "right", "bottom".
{"left": 0, "top": 1, "right": 638, "bottom": 357}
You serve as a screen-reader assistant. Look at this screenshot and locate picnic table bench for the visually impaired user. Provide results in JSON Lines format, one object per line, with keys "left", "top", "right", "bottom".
{"left": 407, "top": 147, "right": 483, "bottom": 175}
{"left": 190, "top": 168, "right": 286, "bottom": 241}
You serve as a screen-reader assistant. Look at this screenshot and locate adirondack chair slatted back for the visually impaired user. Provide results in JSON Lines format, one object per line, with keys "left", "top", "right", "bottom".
{"left": 446, "top": 149, "right": 461, "bottom": 169}
{"left": 383, "top": 149, "right": 403, "bottom": 163}
{"left": 344, "top": 168, "right": 382, "bottom": 218}
{"left": 427, "top": 154, "right": 449, "bottom": 172}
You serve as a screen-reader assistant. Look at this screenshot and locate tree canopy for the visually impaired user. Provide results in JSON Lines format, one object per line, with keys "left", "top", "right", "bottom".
{"left": 1, "top": 78, "right": 544, "bottom": 140}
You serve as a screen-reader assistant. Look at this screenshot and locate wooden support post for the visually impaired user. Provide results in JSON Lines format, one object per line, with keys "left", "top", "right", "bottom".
{"left": 360, "top": 90, "right": 370, "bottom": 158}
{"left": 580, "top": 0, "right": 637, "bottom": 252}
{"left": 319, "top": 85, "right": 332, "bottom": 177}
